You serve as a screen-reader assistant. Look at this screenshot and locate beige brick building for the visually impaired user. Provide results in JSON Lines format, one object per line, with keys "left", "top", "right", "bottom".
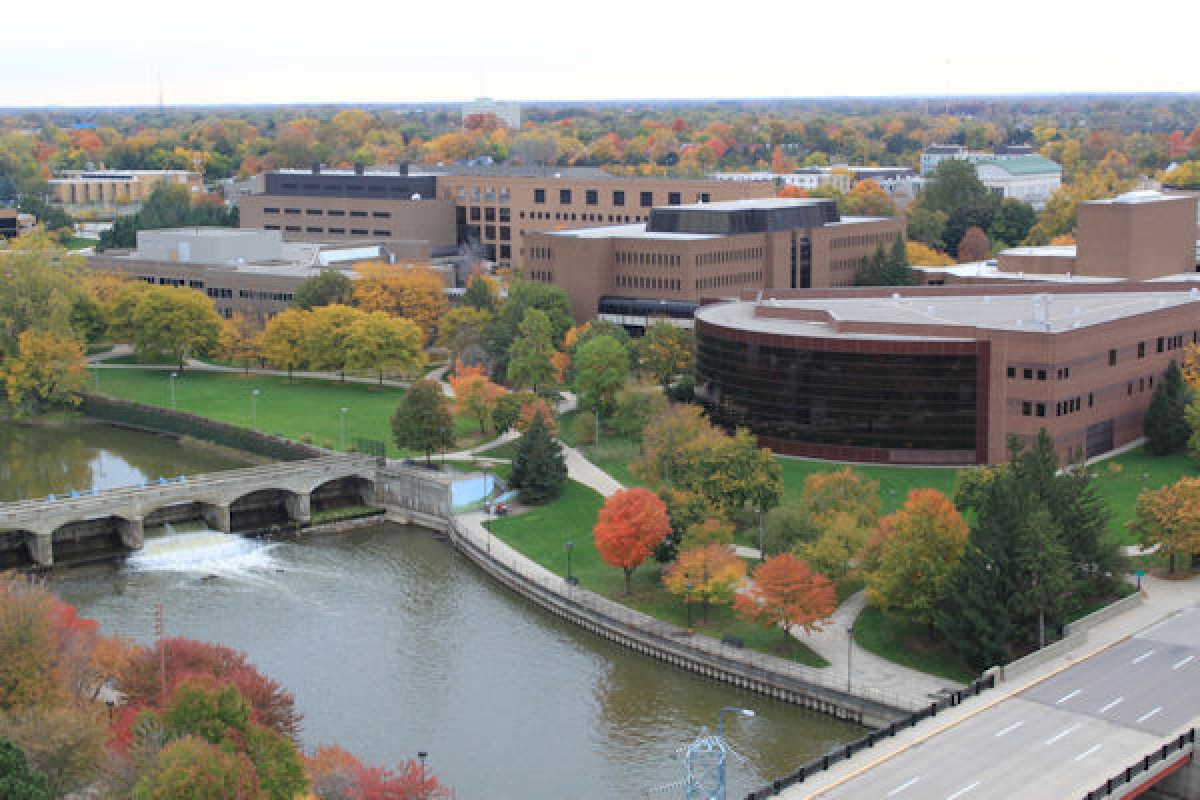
{"left": 49, "top": 169, "right": 203, "bottom": 212}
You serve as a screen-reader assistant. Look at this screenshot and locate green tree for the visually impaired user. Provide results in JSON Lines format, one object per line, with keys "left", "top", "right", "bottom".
{"left": 0, "top": 232, "right": 87, "bottom": 358}
{"left": 1145, "top": 360, "right": 1190, "bottom": 455}
{"left": 637, "top": 322, "right": 693, "bottom": 392}
{"left": 98, "top": 185, "right": 237, "bottom": 251}
{"left": 391, "top": 379, "right": 454, "bottom": 466}
{"left": 905, "top": 207, "right": 948, "bottom": 251}
{"left": 509, "top": 410, "right": 567, "bottom": 505}
{"left": 491, "top": 390, "right": 533, "bottom": 434}
{"left": 573, "top": 334, "right": 630, "bottom": 423}
{"left": 345, "top": 311, "right": 424, "bottom": 384}
{"left": 612, "top": 385, "right": 667, "bottom": 440}
{"left": 132, "top": 736, "right": 262, "bottom": 800}
{"left": 485, "top": 279, "right": 572, "bottom": 379}
{"left": 917, "top": 159, "right": 1000, "bottom": 256}
{"left": 0, "top": 736, "right": 50, "bottom": 800}
{"left": 130, "top": 285, "right": 223, "bottom": 370}
{"left": 304, "top": 304, "right": 360, "bottom": 381}
{"left": 1014, "top": 506, "right": 1072, "bottom": 649}
{"left": 506, "top": 308, "right": 557, "bottom": 394}
{"left": 762, "top": 504, "right": 819, "bottom": 557}
{"left": 292, "top": 269, "right": 353, "bottom": 310}
{"left": 256, "top": 308, "right": 309, "bottom": 382}
{"left": 461, "top": 274, "right": 498, "bottom": 313}
{"left": 989, "top": 198, "right": 1038, "bottom": 248}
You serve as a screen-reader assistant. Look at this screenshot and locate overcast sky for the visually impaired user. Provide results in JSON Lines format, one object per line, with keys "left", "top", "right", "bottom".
{"left": 5, "top": 0, "right": 1198, "bottom": 107}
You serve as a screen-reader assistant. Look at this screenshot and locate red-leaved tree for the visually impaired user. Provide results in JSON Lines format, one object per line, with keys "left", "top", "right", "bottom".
{"left": 594, "top": 488, "right": 672, "bottom": 595}
{"left": 734, "top": 554, "right": 836, "bottom": 647}
{"left": 306, "top": 744, "right": 453, "bottom": 800}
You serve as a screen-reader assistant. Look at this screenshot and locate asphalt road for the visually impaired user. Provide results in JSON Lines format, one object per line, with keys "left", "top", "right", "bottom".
{"left": 816, "top": 606, "right": 1200, "bottom": 800}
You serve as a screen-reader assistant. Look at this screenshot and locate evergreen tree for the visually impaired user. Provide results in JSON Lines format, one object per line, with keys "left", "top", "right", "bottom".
{"left": 853, "top": 243, "right": 888, "bottom": 286}
{"left": 0, "top": 737, "right": 50, "bottom": 800}
{"left": 461, "top": 275, "right": 498, "bottom": 313}
{"left": 1145, "top": 360, "right": 1190, "bottom": 455}
{"left": 882, "top": 234, "right": 916, "bottom": 285}
{"left": 1013, "top": 506, "right": 1072, "bottom": 649}
{"left": 509, "top": 410, "right": 567, "bottom": 505}
{"left": 292, "top": 269, "right": 354, "bottom": 310}
{"left": 391, "top": 379, "right": 454, "bottom": 465}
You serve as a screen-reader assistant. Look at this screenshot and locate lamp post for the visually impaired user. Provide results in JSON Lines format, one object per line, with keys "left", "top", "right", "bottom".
{"left": 417, "top": 751, "right": 428, "bottom": 800}
{"left": 169, "top": 372, "right": 178, "bottom": 411}
{"left": 339, "top": 407, "right": 348, "bottom": 451}
{"left": 756, "top": 507, "right": 765, "bottom": 562}
{"left": 686, "top": 581, "right": 694, "bottom": 629}
{"left": 889, "top": 488, "right": 897, "bottom": 513}
{"left": 565, "top": 540, "right": 577, "bottom": 585}
{"left": 251, "top": 389, "right": 260, "bottom": 431}
{"left": 1142, "top": 472, "right": 1150, "bottom": 494}
{"left": 847, "top": 626, "right": 854, "bottom": 693}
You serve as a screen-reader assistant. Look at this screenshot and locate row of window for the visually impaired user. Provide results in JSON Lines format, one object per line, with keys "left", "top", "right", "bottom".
{"left": 265, "top": 225, "right": 387, "bottom": 237}
{"left": 615, "top": 275, "right": 683, "bottom": 292}
{"left": 831, "top": 232, "right": 894, "bottom": 250}
{"left": 530, "top": 188, "right": 705, "bottom": 207}
{"left": 238, "top": 289, "right": 293, "bottom": 302}
{"left": 523, "top": 210, "right": 646, "bottom": 224}
{"left": 457, "top": 187, "right": 513, "bottom": 203}
{"left": 277, "top": 182, "right": 413, "bottom": 197}
{"left": 264, "top": 208, "right": 383, "bottom": 218}
{"left": 529, "top": 246, "right": 553, "bottom": 260}
{"left": 697, "top": 247, "right": 763, "bottom": 267}
{"left": 832, "top": 257, "right": 866, "bottom": 272}
{"left": 696, "top": 271, "right": 762, "bottom": 290}
{"left": 466, "top": 206, "right": 511, "bottom": 223}
{"left": 616, "top": 251, "right": 682, "bottom": 268}
{"left": 479, "top": 225, "right": 511, "bottom": 241}
{"left": 529, "top": 269, "right": 553, "bottom": 282}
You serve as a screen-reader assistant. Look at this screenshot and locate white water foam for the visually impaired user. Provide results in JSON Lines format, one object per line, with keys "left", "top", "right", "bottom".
{"left": 126, "top": 530, "right": 279, "bottom": 578}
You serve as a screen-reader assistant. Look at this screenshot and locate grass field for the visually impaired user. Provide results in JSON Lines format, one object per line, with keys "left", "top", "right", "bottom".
{"left": 853, "top": 606, "right": 977, "bottom": 684}
{"left": 91, "top": 367, "right": 483, "bottom": 456}
{"left": 485, "top": 480, "right": 828, "bottom": 667}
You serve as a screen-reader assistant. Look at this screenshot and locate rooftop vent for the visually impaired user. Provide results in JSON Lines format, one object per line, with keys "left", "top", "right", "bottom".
{"left": 311, "top": 162, "right": 321, "bottom": 175}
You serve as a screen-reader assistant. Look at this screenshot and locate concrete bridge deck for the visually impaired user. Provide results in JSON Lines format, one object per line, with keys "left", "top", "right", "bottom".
{"left": 773, "top": 600, "right": 1200, "bottom": 800}
{"left": 0, "top": 454, "right": 380, "bottom": 566}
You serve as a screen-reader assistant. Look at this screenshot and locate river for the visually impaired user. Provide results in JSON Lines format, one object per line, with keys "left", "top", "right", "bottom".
{"left": 7, "top": 420, "right": 862, "bottom": 799}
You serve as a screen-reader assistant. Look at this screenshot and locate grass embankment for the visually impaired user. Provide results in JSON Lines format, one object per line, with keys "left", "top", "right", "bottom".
{"left": 311, "top": 505, "right": 384, "bottom": 525}
{"left": 90, "top": 368, "right": 485, "bottom": 456}
{"left": 853, "top": 607, "right": 976, "bottom": 684}
{"left": 484, "top": 480, "right": 828, "bottom": 668}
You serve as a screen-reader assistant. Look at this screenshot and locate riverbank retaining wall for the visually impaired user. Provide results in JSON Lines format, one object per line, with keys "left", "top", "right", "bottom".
{"left": 441, "top": 514, "right": 910, "bottom": 728}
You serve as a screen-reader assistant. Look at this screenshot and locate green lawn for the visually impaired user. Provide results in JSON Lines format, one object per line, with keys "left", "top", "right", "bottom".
{"left": 1090, "top": 447, "right": 1198, "bottom": 544}
{"left": 90, "top": 367, "right": 481, "bottom": 457}
{"left": 61, "top": 236, "right": 100, "bottom": 251}
{"left": 853, "top": 606, "right": 977, "bottom": 684}
{"left": 485, "top": 480, "right": 828, "bottom": 667}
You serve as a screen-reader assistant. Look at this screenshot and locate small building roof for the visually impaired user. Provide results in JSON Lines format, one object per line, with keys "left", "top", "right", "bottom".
{"left": 973, "top": 155, "right": 1062, "bottom": 176}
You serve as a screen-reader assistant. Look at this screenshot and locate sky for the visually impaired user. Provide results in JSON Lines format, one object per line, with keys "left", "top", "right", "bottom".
{"left": 5, "top": 0, "right": 1199, "bottom": 107}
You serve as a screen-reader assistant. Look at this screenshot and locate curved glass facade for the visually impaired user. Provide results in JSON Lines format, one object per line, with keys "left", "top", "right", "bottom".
{"left": 696, "top": 325, "right": 979, "bottom": 455}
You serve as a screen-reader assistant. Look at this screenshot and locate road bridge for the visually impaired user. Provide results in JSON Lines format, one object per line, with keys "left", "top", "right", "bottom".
{"left": 0, "top": 454, "right": 379, "bottom": 567}
{"left": 766, "top": 605, "right": 1200, "bottom": 800}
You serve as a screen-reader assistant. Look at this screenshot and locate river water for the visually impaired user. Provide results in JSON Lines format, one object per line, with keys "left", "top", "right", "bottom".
{"left": 10, "top": 420, "right": 862, "bottom": 799}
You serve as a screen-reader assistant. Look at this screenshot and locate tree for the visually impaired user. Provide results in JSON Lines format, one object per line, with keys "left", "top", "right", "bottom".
{"left": 1, "top": 330, "right": 88, "bottom": 415}
{"left": 612, "top": 385, "right": 667, "bottom": 440}
{"left": 509, "top": 410, "right": 567, "bottom": 505}
{"left": 679, "top": 517, "right": 735, "bottom": 552}
{"left": 663, "top": 544, "right": 746, "bottom": 623}
{"left": 216, "top": 314, "right": 260, "bottom": 374}
{"left": 917, "top": 159, "right": 1000, "bottom": 256}
{"left": 437, "top": 306, "right": 492, "bottom": 366}
{"left": 345, "top": 311, "right": 424, "bottom": 384}
{"left": 1013, "top": 507, "right": 1072, "bottom": 649}
{"left": 0, "top": 231, "right": 87, "bottom": 358}
{"left": 0, "top": 736, "right": 50, "bottom": 800}
{"left": 905, "top": 207, "right": 948, "bottom": 251}
{"left": 695, "top": 428, "right": 783, "bottom": 521}
{"left": 448, "top": 361, "right": 506, "bottom": 433}
{"left": 573, "top": 334, "right": 630, "bottom": 423}
{"left": 637, "top": 322, "right": 693, "bottom": 392}
{"left": 132, "top": 736, "right": 262, "bottom": 800}
{"left": 292, "top": 269, "right": 353, "bottom": 310}
{"left": 257, "top": 308, "right": 310, "bottom": 382}
{"left": 515, "top": 395, "right": 559, "bottom": 435}
{"left": 461, "top": 274, "right": 498, "bottom": 313}
{"left": 1130, "top": 477, "right": 1200, "bottom": 573}
{"left": 353, "top": 262, "right": 448, "bottom": 342}
{"left": 853, "top": 236, "right": 913, "bottom": 286}
{"left": 844, "top": 179, "right": 896, "bottom": 217}
{"left": 98, "top": 185, "right": 237, "bottom": 251}
{"left": 0, "top": 706, "right": 107, "bottom": 797}
{"left": 989, "top": 198, "right": 1038, "bottom": 248}
{"left": 905, "top": 241, "right": 955, "bottom": 266}
{"left": 306, "top": 746, "right": 453, "bottom": 800}
{"left": 734, "top": 554, "right": 836, "bottom": 645}
{"left": 594, "top": 488, "right": 673, "bottom": 595}
{"left": 866, "top": 489, "right": 968, "bottom": 631}
{"left": 762, "top": 504, "right": 819, "bottom": 557}
{"left": 492, "top": 390, "right": 533, "bottom": 434}
{"left": 956, "top": 226, "right": 991, "bottom": 262}
{"left": 304, "top": 304, "right": 360, "bottom": 381}
{"left": 130, "top": 285, "right": 223, "bottom": 370}
{"left": 484, "top": 279, "right": 572, "bottom": 379}
{"left": 506, "top": 308, "right": 557, "bottom": 394}
{"left": 1145, "top": 360, "right": 1190, "bottom": 455}
{"left": 391, "top": 380, "right": 454, "bottom": 465}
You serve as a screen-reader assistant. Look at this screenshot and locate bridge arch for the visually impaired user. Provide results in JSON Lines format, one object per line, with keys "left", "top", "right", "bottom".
{"left": 228, "top": 487, "right": 307, "bottom": 531}
{"left": 310, "top": 475, "right": 375, "bottom": 510}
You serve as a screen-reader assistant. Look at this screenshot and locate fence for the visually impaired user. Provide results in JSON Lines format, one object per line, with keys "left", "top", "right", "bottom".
{"left": 741, "top": 674, "right": 996, "bottom": 799}
{"left": 444, "top": 514, "right": 916, "bottom": 729}
{"left": 1082, "top": 728, "right": 1195, "bottom": 800}
{"left": 1065, "top": 591, "right": 1144, "bottom": 637}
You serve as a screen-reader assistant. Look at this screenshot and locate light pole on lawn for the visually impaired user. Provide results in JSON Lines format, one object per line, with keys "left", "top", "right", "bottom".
{"left": 251, "top": 389, "right": 260, "bottom": 431}
{"left": 565, "top": 540, "right": 577, "bottom": 585}
{"left": 169, "top": 372, "right": 178, "bottom": 411}
{"left": 339, "top": 407, "right": 348, "bottom": 451}
{"left": 847, "top": 625, "right": 854, "bottom": 693}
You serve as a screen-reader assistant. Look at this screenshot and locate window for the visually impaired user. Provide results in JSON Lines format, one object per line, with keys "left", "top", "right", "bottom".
{"left": 1109, "top": 349, "right": 1118, "bottom": 366}
{"left": 1007, "top": 367, "right": 1015, "bottom": 379}
{"left": 559, "top": 189, "right": 572, "bottom": 204}
{"left": 499, "top": 208, "right": 510, "bottom": 222}
{"left": 499, "top": 226, "right": 510, "bottom": 241}
{"left": 305, "top": 226, "right": 323, "bottom": 233}
{"left": 351, "top": 228, "right": 368, "bottom": 235}
{"left": 350, "top": 210, "right": 368, "bottom": 218}
{"left": 263, "top": 207, "right": 279, "bottom": 214}
{"left": 699, "top": 192, "right": 711, "bottom": 202}
{"left": 1022, "top": 401, "right": 1032, "bottom": 416}
{"left": 1139, "top": 342, "right": 1146, "bottom": 358}
{"left": 499, "top": 244, "right": 511, "bottom": 259}
{"left": 485, "top": 225, "right": 496, "bottom": 239}
{"left": 284, "top": 208, "right": 300, "bottom": 215}
{"left": 328, "top": 227, "right": 345, "bottom": 234}
{"left": 613, "top": 191, "right": 625, "bottom": 206}
{"left": 1023, "top": 368, "right": 1033, "bottom": 380}
{"left": 1157, "top": 337, "right": 1165, "bottom": 353}
{"left": 372, "top": 211, "right": 391, "bottom": 219}
{"left": 534, "top": 188, "right": 546, "bottom": 204}
{"left": 640, "top": 191, "right": 653, "bottom": 208}
{"left": 372, "top": 230, "right": 391, "bottom": 237}
{"left": 1036, "top": 403, "right": 1046, "bottom": 417}
{"left": 668, "top": 192, "right": 681, "bottom": 205}
{"left": 1037, "top": 369, "right": 1046, "bottom": 381}
{"left": 485, "top": 207, "right": 496, "bottom": 222}
{"left": 586, "top": 189, "right": 598, "bottom": 205}
{"left": 306, "top": 209, "right": 323, "bottom": 216}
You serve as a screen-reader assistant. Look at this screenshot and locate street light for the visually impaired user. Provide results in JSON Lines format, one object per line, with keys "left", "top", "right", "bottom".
{"left": 169, "top": 372, "right": 178, "bottom": 411}
{"left": 565, "top": 540, "right": 577, "bottom": 585}
{"left": 717, "top": 706, "right": 755, "bottom": 740}
{"left": 1141, "top": 472, "right": 1150, "bottom": 494}
{"left": 847, "top": 625, "right": 854, "bottom": 693}
{"left": 339, "top": 407, "right": 348, "bottom": 451}
{"left": 756, "top": 507, "right": 765, "bottom": 562}
{"left": 417, "top": 751, "right": 428, "bottom": 800}
{"left": 251, "top": 389, "right": 260, "bottom": 431}
{"left": 686, "top": 581, "right": 694, "bottom": 629}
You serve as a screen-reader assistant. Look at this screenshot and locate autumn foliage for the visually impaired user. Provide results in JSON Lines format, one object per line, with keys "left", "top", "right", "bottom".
{"left": 594, "top": 488, "right": 673, "bottom": 594}
{"left": 448, "top": 360, "right": 506, "bottom": 433}
{"left": 735, "top": 554, "right": 836, "bottom": 640}
{"left": 662, "top": 545, "right": 746, "bottom": 623}
{"left": 305, "top": 745, "right": 452, "bottom": 800}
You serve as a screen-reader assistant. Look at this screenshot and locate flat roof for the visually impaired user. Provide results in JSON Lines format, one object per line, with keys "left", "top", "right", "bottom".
{"left": 1088, "top": 189, "right": 1189, "bottom": 206}
{"left": 666, "top": 197, "right": 834, "bottom": 212}
{"left": 697, "top": 290, "right": 1200, "bottom": 340}
{"left": 539, "top": 223, "right": 720, "bottom": 241}
{"left": 1001, "top": 245, "right": 1077, "bottom": 257}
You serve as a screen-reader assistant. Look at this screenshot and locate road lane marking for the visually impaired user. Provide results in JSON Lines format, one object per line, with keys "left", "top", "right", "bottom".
{"left": 995, "top": 721, "right": 1025, "bottom": 737}
{"left": 1173, "top": 655, "right": 1194, "bottom": 670}
{"left": 945, "top": 781, "right": 980, "bottom": 800}
{"left": 1132, "top": 649, "right": 1155, "bottom": 664}
{"left": 1045, "top": 723, "right": 1082, "bottom": 745}
{"left": 886, "top": 778, "right": 919, "bottom": 796}
{"left": 1074, "top": 744, "right": 1103, "bottom": 762}
{"left": 1137, "top": 706, "right": 1163, "bottom": 723}
{"left": 1055, "top": 689, "right": 1081, "bottom": 704}
{"left": 1098, "top": 697, "right": 1124, "bottom": 714}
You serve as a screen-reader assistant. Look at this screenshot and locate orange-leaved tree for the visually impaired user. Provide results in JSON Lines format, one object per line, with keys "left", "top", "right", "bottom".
{"left": 353, "top": 262, "right": 449, "bottom": 343}
{"left": 663, "top": 544, "right": 746, "bottom": 623}
{"left": 735, "top": 554, "right": 835, "bottom": 645}
{"left": 448, "top": 360, "right": 506, "bottom": 433}
{"left": 1130, "top": 476, "right": 1200, "bottom": 573}
{"left": 306, "top": 744, "right": 453, "bottom": 800}
{"left": 594, "top": 488, "right": 672, "bottom": 595}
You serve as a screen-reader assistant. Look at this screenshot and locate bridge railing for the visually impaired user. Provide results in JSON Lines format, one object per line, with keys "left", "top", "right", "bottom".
{"left": 741, "top": 673, "right": 997, "bottom": 800}
{"left": 1081, "top": 728, "right": 1196, "bottom": 800}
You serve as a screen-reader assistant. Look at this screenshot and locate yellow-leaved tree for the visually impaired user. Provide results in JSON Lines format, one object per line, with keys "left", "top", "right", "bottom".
{"left": 257, "top": 308, "right": 311, "bottom": 382}
{"left": 448, "top": 360, "right": 506, "bottom": 433}
{"left": 2, "top": 331, "right": 88, "bottom": 415}
{"left": 345, "top": 310, "right": 425, "bottom": 385}
{"left": 663, "top": 544, "right": 746, "bottom": 623}
{"left": 353, "top": 262, "right": 449, "bottom": 342}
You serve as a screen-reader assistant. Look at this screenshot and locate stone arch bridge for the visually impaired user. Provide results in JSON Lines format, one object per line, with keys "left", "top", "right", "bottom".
{"left": 0, "top": 455, "right": 389, "bottom": 568}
